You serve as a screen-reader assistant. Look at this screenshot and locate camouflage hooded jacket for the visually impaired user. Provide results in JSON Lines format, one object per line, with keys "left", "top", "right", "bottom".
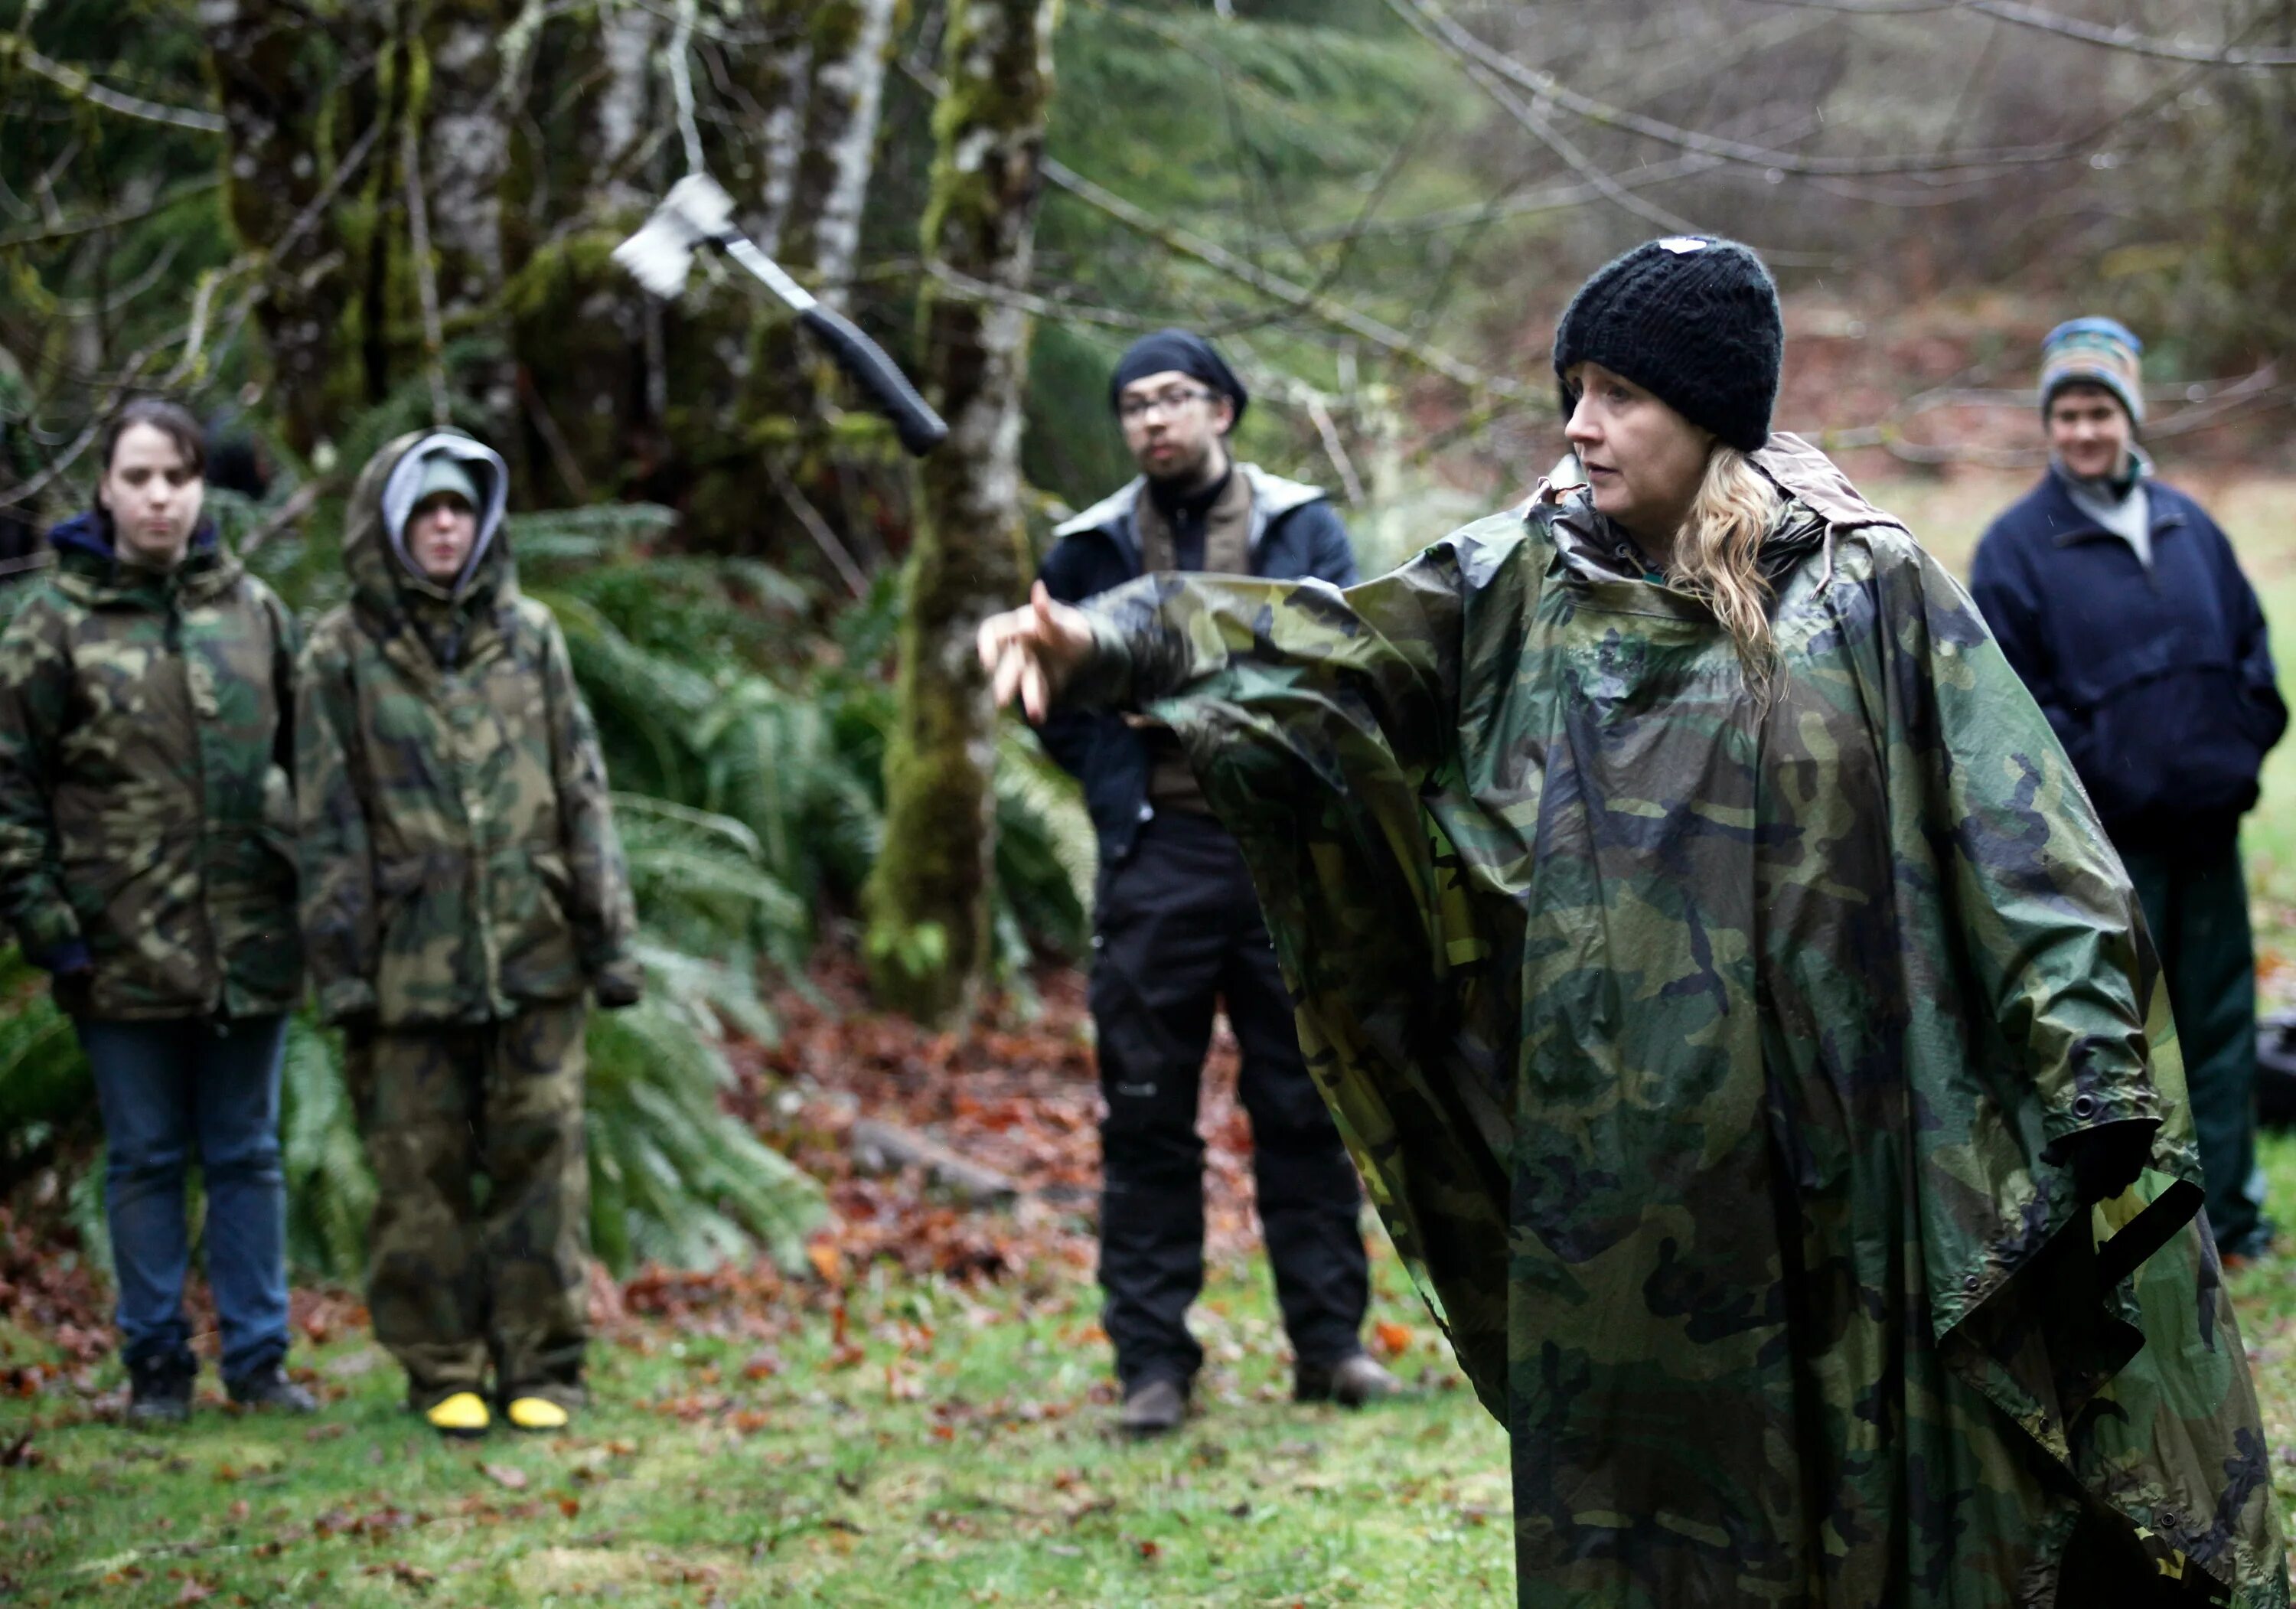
{"left": 295, "top": 432, "right": 638, "bottom": 1030}
{"left": 0, "top": 517, "right": 301, "bottom": 1019}
{"left": 1066, "top": 436, "right": 2286, "bottom": 1607}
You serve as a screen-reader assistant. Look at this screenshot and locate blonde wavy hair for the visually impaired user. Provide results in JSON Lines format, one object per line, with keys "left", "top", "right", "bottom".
{"left": 1663, "top": 444, "right": 1785, "bottom": 697}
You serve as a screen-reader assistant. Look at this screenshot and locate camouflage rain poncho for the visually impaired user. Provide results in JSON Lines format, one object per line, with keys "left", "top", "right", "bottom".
{"left": 1064, "top": 436, "right": 2287, "bottom": 1606}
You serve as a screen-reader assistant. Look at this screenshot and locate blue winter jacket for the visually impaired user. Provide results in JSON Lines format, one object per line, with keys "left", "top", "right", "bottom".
{"left": 1968, "top": 466, "right": 2286, "bottom": 852}
{"left": 1036, "top": 465, "right": 1357, "bottom": 864}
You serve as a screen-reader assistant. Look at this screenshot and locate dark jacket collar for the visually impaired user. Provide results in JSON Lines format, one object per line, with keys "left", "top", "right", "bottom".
{"left": 47, "top": 512, "right": 227, "bottom": 597}
{"left": 1052, "top": 463, "right": 1326, "bottom": 567}
{"left": 2033, "top": 463, "right": 2186, "bottom": 547}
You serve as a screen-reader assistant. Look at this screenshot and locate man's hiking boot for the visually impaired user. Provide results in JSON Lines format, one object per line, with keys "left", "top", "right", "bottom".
{"left": 1295, "top": 1353, "right": 1401, "bottom": 1408}
{"left": 424, "top": 1392, "right": 491, "bottom": 1438}
{"left": 126, "top": 1353, "right": 195, "bottom": 1426}
{"left": 1117, "top": 1377, "right": 1189, "bottom": 1439}
{"left": 227, "top": 1365, "right": 318, "bottom": 1414}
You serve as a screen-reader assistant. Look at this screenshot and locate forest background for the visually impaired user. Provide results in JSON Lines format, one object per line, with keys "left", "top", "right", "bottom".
{"left": 9, "top": 1, "right": 2296, "bottom": 1601}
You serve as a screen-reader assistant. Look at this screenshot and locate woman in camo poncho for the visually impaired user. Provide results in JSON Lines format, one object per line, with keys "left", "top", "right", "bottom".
{"left": 980, "top": 239, "right": 2286, "bottom": 1607}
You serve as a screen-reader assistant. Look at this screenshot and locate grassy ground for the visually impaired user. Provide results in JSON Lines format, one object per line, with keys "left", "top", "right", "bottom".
{"left": 11, "top": 464, "right": 2296, "bottom": 1605}
{"left": 0, "top": 1243, "right": 1509, "bottom": 1607}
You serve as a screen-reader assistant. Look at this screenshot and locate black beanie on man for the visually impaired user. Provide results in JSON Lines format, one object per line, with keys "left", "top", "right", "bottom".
{"left": 1551, "top": 237, "right": 1782, "bottom": 454}
{"left": 1109, "top": 328, "right": 1248, "bottom": 429}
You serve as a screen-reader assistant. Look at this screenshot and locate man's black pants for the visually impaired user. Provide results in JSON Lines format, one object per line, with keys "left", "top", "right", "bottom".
{"left": 1090, "top": 810, "right": 1368, "bottom": 1389}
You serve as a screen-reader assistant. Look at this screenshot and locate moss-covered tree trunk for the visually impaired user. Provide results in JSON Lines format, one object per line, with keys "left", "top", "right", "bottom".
{"left": 203, "top": 0, "right": 387, "bottom": 455}
{"left": 863, "top": 0, "right": 1060, "bottom": 1023}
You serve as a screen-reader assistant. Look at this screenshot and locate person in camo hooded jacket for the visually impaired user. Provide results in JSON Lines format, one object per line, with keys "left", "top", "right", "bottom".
{"left": 0, "top": 399, "right": 313, "bottom": 1424}
{"left": 296, "top": 429, "right": 640, "bottom": 1440}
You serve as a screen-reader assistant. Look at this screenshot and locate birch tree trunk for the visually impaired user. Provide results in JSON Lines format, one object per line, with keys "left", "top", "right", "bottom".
{"left": 417, "top": 0, "right": 514, "bottom": 432}
{"left": 785, "top": 0, "right": 900, "bottom": 311}
{"left": 725, "top": 0, "right": 901, "bottom": 571}
{"left": 863, "top": 0, "right": 1061, "bottom": 1023}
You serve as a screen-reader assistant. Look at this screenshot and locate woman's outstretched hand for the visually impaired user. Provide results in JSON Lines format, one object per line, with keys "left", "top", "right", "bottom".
{"left": 978, "top": 580, "right": 1094, "bottom": 723}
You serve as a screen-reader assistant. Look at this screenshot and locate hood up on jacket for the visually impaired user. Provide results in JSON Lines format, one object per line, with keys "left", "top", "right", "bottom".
{"left": 343, "top": 431, "right": 514, "bottom": 661}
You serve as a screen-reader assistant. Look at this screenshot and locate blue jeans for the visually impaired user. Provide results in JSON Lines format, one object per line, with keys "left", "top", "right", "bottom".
{"left": 81, "top": 1015, "right": 292, "bottom": 1381}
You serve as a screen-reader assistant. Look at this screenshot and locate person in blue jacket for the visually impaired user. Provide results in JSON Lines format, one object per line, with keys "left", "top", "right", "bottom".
{"left": 1035, "top": 330, "right": 1397, "bottom": 1436}
{"left": 1971, "top": 317, "right": 2288, "bottom": 1262}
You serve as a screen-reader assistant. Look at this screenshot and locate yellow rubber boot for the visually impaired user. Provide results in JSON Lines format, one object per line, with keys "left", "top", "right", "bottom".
{"left": 505, "top": 1396, "right": 569, "bottom": 1432}
{"left": 424, "top": 1392, "right": 491, "bottom": 1438}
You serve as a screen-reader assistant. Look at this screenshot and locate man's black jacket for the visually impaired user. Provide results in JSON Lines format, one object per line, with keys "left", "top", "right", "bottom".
{"left": 1969, "top": 465, "right": 2286, "bottom": 853}
{"left": 1037, "top": 465, "right": 1358, "bottom": 865}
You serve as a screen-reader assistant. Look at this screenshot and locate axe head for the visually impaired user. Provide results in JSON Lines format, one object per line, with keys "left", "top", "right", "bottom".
{"left": 612, "top": 173, "right": 739, "bottom": 299}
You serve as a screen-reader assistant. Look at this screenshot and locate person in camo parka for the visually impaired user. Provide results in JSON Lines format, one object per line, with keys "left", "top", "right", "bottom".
{"left": 296, "top": 429, "right": 640, "bottom": 1439}
{"left": 0, "top": 399, "right": 313, "bottom": 1423}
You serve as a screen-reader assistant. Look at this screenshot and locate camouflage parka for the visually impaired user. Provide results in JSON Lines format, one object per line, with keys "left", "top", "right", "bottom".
{"left": 0, "top": 516, "right": 301, "bottom": 1019}
{"left": 1065, "top": 436, "right": 2288, "bottom": 1607}
{"left": 295, "top": 432, "right": 638, "bottom": 1030}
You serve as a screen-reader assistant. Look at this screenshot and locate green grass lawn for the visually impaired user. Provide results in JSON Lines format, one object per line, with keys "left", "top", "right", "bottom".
{"left": 11, "top": 463, "right": 2296, "bottom": 1605}
{"left": 0, "top": 1241, "right": 1512, "bottom": 1607}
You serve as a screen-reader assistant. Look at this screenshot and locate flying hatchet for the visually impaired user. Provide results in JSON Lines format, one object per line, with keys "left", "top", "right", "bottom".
{"left": 615, "top": 174, "right": 948, "bottom": 457}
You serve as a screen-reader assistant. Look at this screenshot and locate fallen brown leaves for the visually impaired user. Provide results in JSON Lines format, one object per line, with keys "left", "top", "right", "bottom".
{"left": 0, "top": 1204, "right": 112, "bottom": 1361}
{"left": 0, "top": 957, "right": 1287, "bottom": 1390}
{"left": 743, "top": 958, "right": 1270, "bottom": 1284}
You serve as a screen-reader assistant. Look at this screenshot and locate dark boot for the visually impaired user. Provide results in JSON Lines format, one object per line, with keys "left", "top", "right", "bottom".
{"left": 1117, "top": 1376, "right": 1189, "bottom": 1439}
{"left": 226, "top": 1363, "right": 318, "bottom": 1413}
{"left": 126, "top": 1352, "right": 195, "bottom": 1425}
{"left": 1296, "top": 1353, "right": 1401, "bottom": 1407}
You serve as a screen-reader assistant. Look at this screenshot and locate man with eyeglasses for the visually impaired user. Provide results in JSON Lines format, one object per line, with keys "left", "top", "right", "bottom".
{"left": 1036, "top": 328, "right": 1394, "bottom": 1438}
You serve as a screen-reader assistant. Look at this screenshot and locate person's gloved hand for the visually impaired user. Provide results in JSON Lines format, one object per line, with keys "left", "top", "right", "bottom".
{"left": 49, "top": 964, "right": 93, "bottom": 1020}
{"left": 591, "top": 962, "right": 643, "bottom": 1011}
{"left": 2056, "top": 1118, "right": 2156, "bottom": 1204}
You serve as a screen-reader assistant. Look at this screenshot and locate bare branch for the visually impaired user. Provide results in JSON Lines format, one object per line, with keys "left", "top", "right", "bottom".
{"left": 1039, "top": 157, "right": 1534, "bottom": 400}
{"left": 0, "top": 37, "right": 228, "bottom": 133}
{"left": 1390, "top": 0, "right": 2095, "bottom": 178}
{"left": 239, "top": 476, "right": 329, "bottom": 557}
{"left": 1304, "top": 394, "right": 1366, "bottom": 507}
{"left": 1244, "top": 154, "right": 1733, "bottom": 248}
{"left": 399, "top": 121, "right": 453, "bottom": 427}
{"left": 923, "top": 259, "right": 1156, "bottom": 330}
{"left": 1388, "top": 0, "right": 1704, "bottom": 236}
{"left": 1759, "top": 0, "right": 2296, "bottom": 65}
{"left": 0, "top": 175, "right": 223, "bottom": 250}
{"left": 1811, "top": 365, "right": 2292, "bottom": 464}
{"left": 765, "top": 456, "right": 869, "bottom": 600}
{"left": 47, "top": 240, "right": 185, "bottom": 319}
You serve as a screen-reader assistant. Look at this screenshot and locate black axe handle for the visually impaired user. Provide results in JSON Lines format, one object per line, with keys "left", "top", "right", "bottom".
{"left": 716, "top": 233, "right": 949, "bottom": 458}
{"left": 798, "top": 303, "right": 950, "bottom": 459}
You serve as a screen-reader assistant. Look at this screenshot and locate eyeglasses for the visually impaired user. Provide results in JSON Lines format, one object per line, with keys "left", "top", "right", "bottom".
{"left": 1117, "top": 385, "right": 1216, "bottom": 422}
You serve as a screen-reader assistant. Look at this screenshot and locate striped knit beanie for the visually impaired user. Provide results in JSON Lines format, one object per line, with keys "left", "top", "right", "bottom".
{"left": 2040, "top": 318, "right": 2144, "bottom": 426}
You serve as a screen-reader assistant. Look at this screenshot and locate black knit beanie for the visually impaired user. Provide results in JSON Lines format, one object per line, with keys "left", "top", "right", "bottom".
{"left": 1109, "top": 328, "right": 1248, "bottom": 429}
{"left": 1551, "top": 237, "right": 1782, "bottom": 453}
